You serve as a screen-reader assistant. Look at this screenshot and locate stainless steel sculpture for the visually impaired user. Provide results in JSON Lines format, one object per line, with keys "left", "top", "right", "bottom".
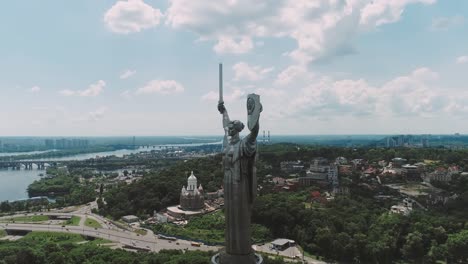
{"left": 212, "top": 64, "right": 263, "bottom": 264}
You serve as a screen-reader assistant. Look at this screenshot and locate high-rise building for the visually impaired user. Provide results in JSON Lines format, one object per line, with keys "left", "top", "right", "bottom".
{"left": 45, "top": 139, "right": 55, "bottom": 149}
{"left": 421, "top": 136, "right": 429, "bottom": 148}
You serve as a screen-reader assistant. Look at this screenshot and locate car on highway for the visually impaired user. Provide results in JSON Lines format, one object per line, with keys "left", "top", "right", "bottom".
{"left": 191, "top": 242, "right": 202, "bottom": 247}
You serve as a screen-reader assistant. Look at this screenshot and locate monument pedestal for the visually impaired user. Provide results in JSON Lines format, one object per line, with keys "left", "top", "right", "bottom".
{"left": 211, "top": 251, "right": 263, "bottom": 264}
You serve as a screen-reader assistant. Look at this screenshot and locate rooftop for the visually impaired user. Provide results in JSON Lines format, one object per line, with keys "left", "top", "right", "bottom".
{"left": 271, "top": 238, "right": 295, "bottom": 246}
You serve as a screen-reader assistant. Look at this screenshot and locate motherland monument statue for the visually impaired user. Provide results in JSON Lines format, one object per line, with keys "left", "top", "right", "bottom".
{"left": 212, "top": 64, "right": 263, "bottom": 264}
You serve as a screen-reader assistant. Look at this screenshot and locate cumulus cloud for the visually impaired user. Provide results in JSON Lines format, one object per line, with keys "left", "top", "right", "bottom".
{"left": 430, "top": 15, "right": 464, "bottom": 31}
{"left": 120, "top": 90, "right": 132, "bottom": 99}
{"left": 201, "top": 89, "right": 246, "bottom": 102}
{"left": 59, "top": 80, "right": 106, "bottom": 97}
{"left": 275, "top": 65, "right": 309, "bottom": 85}
{"left": 281, "top": 67, "right": 468, "bottom": 120}
{"left": 120, "top": 69, "right": 136, "bottom": 79}
{"left": 72, "top": 107, "right": 108, "bottom": 123}
{"left": 214, "top": 36, "right": 254, "bottom": 54}
{"left": 255, "top": 87, "right": 285, "bottom": 98}
{"left": 232, "top": 62, "right": 273, "bottom": 81}
{"left": 379, "top": 68, "right": 443, "bottom": 116}
{"left": 360, "top": 0, "right": 436, "bottom": 28}
{"left": 30, "top": 86, "right": 41, "bottom": 93}
{"left": 136, "top": 80, "right": 184, "bottom": 95}
{"left": 456, "top": 55, "right": 468, "bottom": 64}
{"left": 165, "top": 0, "right": 435, "bottom": 63}
{"left": 287, "top": 77, "right": 377, "bottom": 118}
{"left": 104, "top": 0, "right": 162, "bottom": 34}
{"left": 87, "top": 107, "right": 108, "bottom": 122}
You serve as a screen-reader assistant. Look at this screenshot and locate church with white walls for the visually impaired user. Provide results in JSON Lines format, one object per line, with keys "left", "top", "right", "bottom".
{"left": 180, "top": 171, "right": 205, "bottom": 210}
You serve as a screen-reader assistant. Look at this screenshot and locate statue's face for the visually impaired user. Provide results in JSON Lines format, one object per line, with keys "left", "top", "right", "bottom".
{"left": 228, "top": 121, "right": 244, "bottom": 136}
{"left": 228, "top": 126, "right": 238, "bottom": 137}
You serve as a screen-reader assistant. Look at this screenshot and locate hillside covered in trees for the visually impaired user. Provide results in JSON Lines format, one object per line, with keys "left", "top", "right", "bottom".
{"left": 96, "top": 144, "right": 468, "bottom": 263}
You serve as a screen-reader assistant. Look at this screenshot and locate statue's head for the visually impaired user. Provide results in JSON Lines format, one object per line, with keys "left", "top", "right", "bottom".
{"left": 228, "top": 120, "right": 244, "bottom": 136}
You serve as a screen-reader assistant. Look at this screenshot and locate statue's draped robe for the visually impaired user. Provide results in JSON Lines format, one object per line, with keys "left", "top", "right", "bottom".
{"left": 222, "top": 114, "right": 258, "bottom": 256}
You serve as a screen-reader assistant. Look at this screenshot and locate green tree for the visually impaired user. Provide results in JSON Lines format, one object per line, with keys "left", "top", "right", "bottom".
{"left": 447, "top": 229, "right": 468, "bottom": 263}
{"left": 402, "top": 231, "right": 425, "bottom": 262}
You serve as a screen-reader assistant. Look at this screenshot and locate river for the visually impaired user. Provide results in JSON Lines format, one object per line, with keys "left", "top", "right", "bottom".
{"left": 0, "top": 141, "right": 221, "bottom": 202}
{"left": 0, "top": 167, "right": 44, "bottom": 202}
{"left": 0, "top": 150, "right": 56, "bottom": 157}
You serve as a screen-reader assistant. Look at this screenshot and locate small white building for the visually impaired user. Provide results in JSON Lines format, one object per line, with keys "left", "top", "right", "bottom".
{"left": 155, "top": 213, "right": 168, "bottom": 223}
{"left": 122, "top": 215, "right": 139, "bottom": 223}
{"left": 271, "top": 239, "right": 296, "bottom": 251}
{"left": 390, "top": 205, "right": 411, "bottom": 215}
{"left": 390, "top": 198, "right": 413, "bottom": 216}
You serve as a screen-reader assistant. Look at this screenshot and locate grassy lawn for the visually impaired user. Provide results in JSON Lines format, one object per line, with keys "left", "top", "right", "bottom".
{"left": 22, "top": 232, "right": 84, "bottom": 244}
{"left": 114, "top": 220, "right": 131, "bottom": 231}
{"left": 298, "top": 245, "right": 320, "bottom": 260}
{"left": 157, "top": 223, "right": 224, "bottom": 244}
{"left": 0, "top": 229, "right": 6, "bottom": 238}
{"left": 153, "top": 211, "right": 271, "bottom": 244}
{"left": 65, "top": 216, "right": 81, "bottom": 226}
{"left": 88, "top": 238, "right": 113, "bottom": 246}
{"left": 7, "top": 215, "right": 49, "bottom": 223}
{"left": 155, "top": 211, "right": 225, "bottom": 244}
{"left": 134, "top": 229, "right": 147, "bottom": 236}
{"left": 21, "top": 231, "right": 113, "bottom": 246}
{"left": 84, "top": 217, "right": 102, "bottom": 228}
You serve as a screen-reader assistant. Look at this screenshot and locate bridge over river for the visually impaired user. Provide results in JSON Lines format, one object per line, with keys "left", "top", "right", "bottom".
{"left": 0, "top": 161, "right": 55, "bottom": 170}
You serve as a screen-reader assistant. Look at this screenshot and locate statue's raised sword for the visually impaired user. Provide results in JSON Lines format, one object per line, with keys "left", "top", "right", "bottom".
{"left": 219, "top": 63, "right": 223, "bottom": 104}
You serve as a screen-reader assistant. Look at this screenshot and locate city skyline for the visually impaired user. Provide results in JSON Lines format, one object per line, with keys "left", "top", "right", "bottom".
{"left": 1, "top": 0, "right": 468, "bottom": 136}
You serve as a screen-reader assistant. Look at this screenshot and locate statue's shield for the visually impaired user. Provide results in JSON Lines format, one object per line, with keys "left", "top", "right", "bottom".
{"left": 247, "top": 93, "right": 262, "bottom": 130}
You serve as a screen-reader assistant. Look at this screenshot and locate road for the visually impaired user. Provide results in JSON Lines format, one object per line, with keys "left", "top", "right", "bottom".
{"left": 0, "top": 222, "right": 219, "bottom": 253}
{"left": 0, "top": 201, "right": 219, "bottom": 253}
{"left": 0, "top": 203, "right": 326, "bottom": 263}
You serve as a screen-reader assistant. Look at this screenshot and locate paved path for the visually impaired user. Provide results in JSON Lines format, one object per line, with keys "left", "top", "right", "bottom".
{"left": 0, "top": 222, "right": 219, "bottom": 253}
{"left": 0, "top": 203, "right": 330, "bottom": 263}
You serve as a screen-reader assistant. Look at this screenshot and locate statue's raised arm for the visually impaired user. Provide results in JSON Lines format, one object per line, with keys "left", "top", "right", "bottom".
{"left": 218, "top": 102, "right": 230, "bottom": 149}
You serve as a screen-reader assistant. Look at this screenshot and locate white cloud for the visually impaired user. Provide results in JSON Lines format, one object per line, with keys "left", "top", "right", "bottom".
{"left": 165, "top": 0, "right": 436, "bottom": 62}
{"left": 430, "top": 15, "right": 464, "bottom": 31}
{"left": 456, "top": 55, "right": 468, "bottom": 64}
{"left": 120, "top": 69, "right": 136, "bottom": 79}
{"left": 201, "top": 89, "right": 246, "bottom": 102}
{"left": 287, "top": 77, "right": 377, "bottom": 118}
{"left": 255, "top": 87, "right": 285, "bottom": 98}
{"left": 379, "top": 68, "right": 443, "bottom": 116}
{"left": 280, "top": 67, "right": 468, "bottom": 120}
{"left": 59, "top": 90, "right": 76, "bottom": 96}
{"left": 30, "top": 86, "right": 41, "bottom": 93}
{"left": 136, "top": 80, "right": 184, "bottom": 95}
{"left": 274, "top": 65, "right": 309, "bottom": 85}
{"left": 59, "top": 80, "right": 106, "bottom": 97}
{"left": 73, "top": 107, "right": 108, "bottom": 122}
{"left": 214, "top": 36, "right": 254, "bottom": 54}
{"left": 104, "top": 0, "right": 162, "bottom": 34}
{"left": 87, "top": 107, "right": 108, "bottom": 122}
{"left": 360, "top": 0, "right": 436, "bottom": 28}
{"left": 232, "top": 62, "right": 273, "bottom": 81}
{"left": 120, "top": 90, "right": 132, "bottom": 99}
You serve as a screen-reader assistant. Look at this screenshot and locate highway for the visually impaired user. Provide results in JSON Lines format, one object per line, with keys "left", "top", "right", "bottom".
{"left": 0, "top": 201, "right": 220, "bottom": 253}
{"left": 0, "top": 222, "right": 219, "bottom": 253}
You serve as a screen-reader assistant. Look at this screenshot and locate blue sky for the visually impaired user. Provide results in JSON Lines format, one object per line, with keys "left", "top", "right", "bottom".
{"left": 0, "top": 0, "right": 467, "bottom": 136}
